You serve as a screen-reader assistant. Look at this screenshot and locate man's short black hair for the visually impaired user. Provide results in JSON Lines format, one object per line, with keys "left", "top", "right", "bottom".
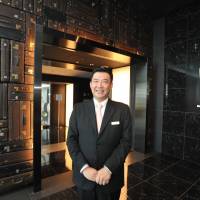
{"left": 90, "top": 66, "right": 113, "bottom": 81}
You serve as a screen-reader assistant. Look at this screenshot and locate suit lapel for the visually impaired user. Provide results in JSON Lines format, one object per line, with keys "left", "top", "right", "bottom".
{"left": 99, "top": 99, "right": 114, "bottom": 135}
{"left": 87, "top": 99, "right": 98, "bottom": 134}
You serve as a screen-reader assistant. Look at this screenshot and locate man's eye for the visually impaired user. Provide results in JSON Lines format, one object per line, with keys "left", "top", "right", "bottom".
{"left": 102, "top": 80, "right": 109, "bottom": 84}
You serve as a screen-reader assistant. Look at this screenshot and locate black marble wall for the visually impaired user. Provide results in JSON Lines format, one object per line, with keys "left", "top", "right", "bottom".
{"left": 162, "top": 3, "right": 200, "bottom": 164}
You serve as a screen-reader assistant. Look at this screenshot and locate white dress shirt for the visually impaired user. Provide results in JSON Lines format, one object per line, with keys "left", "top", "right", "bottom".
{"left": 93, "top": 98, "right": 108, "bottom": 119}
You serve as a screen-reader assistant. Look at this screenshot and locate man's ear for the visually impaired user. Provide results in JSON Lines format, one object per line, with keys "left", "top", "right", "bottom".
{"left": 89, "top": 81, "right": 92, "bottom": 89}
{"left": 111, "top": 81, "right": 113, "bottom": 88}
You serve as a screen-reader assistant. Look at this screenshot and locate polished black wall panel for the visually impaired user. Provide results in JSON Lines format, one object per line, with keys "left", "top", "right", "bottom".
{"left": 185, "top": 75, "right": 200, "bottom": 113}
{"left": 165, "top": 16, "right": 187, "bottom": 44}
{"left": 188, "top": 39, "right": 200, "bottom": 67}
{"left": 163, "top": 111, "right": 185, "bottom": 136}
{"left": 165, "top": 42, "right": 187, "bottom": 69}
{"left": 162, "top": 133, "right": 184, "bottom": 159}
{"left": 184, "top": 138, "right": 200, "bottom": 163}
{"left": 162, "top": 3, "right": 200, "bottom": 164}
{"left": 185, "top": 113, "right": 200, "bottom": 139}
{"left": 167, "top": 69, "right": 186, "bottom": 89}
{"left": 188, "top": 11, "right": 200, "bottom": 38}
{"left": 164, "top": 89, "right": 186, "bottom": 112}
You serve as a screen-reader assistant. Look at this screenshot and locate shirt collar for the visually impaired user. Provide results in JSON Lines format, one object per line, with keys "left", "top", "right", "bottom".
{"left": 93, "top": 98, "right": 108, "bottom": 107}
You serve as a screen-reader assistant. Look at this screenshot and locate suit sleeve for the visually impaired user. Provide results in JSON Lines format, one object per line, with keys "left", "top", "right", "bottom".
{"left": 67, "top": 104, "right": 88, "bottom": 172}
{"left": 104, "top": 105, "right": 132, "bottom": 173}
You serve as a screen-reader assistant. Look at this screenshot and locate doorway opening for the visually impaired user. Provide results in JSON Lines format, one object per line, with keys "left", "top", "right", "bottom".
{"left": 41, "top": 82, "right": 69, "bottom": 179}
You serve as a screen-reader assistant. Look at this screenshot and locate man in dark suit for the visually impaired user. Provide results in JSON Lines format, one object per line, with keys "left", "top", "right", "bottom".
{"left": 67, "top": 66, "right": 132, "bottom": 200}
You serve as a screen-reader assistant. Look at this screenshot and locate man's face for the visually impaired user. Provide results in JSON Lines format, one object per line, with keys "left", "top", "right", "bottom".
{"left": 90, "top": 72, "right": 112, "bottom": 102}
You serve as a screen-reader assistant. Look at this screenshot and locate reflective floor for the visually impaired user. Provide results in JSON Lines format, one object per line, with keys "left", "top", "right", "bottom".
{"left": 126, "top": 154, "right": 200, "bottom": 200}
{"left": 38, "top": 152, "right": 200, "bottom": 200}
{"left": 1, "top": 151, "right": 200, "bottom": 200}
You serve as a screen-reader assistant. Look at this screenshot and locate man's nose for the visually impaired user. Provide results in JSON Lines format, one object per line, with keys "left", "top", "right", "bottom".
{"left": 97, "top": 81, "right": 103, "bottom": 87}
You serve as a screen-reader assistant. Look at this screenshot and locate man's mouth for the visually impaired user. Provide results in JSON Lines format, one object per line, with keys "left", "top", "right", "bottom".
{"left": 95, "top": 90, "right": 104, "bottom": 93}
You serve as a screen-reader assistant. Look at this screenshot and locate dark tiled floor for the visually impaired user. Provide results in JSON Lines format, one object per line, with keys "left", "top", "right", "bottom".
{"left": 128, "top": 162, "right": 159, "bottom": 180}
{"left": 127, "top": 182, "right": 174, "bottom": 200}
{"left": 38, "top": 153, "right": 200, "bottom": 200}
{"left": 127, "top": 154, "right": 200, "bottom": 200}
{"left": 180, "top": 180, "right": 200, "bottom": 200}
{"left": 41, "top": 187, "right": 79, "bottom": 200}
{"left": 148, "top": 172, "right": 191, "bottom": 198}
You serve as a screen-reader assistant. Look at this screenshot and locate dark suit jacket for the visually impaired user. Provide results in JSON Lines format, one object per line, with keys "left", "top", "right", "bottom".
{"left": 67, "top": 99, "right": 132, "bottom": 193}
